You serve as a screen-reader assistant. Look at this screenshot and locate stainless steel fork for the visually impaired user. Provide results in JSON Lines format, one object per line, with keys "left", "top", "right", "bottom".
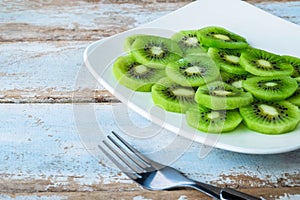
{"left": 99, "top": 131, "right": 261, "bottom": 200}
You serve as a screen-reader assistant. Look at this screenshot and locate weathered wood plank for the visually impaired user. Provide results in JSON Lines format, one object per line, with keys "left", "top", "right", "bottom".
{"left": 0, "top": 1, "right": 299, "bottom": 42}
{"left": 0, "top": 1, "right": 300, "bottom": 103}
{"left": 0, "top": 1, "right": 189, "bottom": 42}
{"left": 0, "top": 41, "right": 111, "bottom": 103}
{"left": 0, "top": 103, "right": 299, "bottom": 199}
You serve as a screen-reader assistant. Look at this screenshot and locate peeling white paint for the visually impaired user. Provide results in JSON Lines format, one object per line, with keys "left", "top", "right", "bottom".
{"left": 133, "top": 196, "right": 152, "bottom": 200}
{"left": 177, "top": 195, "right": 188, "bottom": 200}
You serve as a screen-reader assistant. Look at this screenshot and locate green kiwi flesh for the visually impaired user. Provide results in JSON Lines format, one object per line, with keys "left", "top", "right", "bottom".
{"left": 240, "top": 100, "right": 300, "bottom": 134}
{"left": 131, "top": 35, "right": 183, "bottom": 68}
{"left": 165, "top": 55, "right": 220, "bottom": 86}
{"left": 123, "top": 34, "right": 145, "bottom": 52}
{"left": 240, "top": 48, "right": 294, "bottom": 76}
{"left": 171, "top": 30, "right": 206, "bottom": 55}
{"left": 208, "top": 48, "right": 247, "bottom": 75}
{"left": 113, "top": 55, "right": 165, "bottom": 92}
{"left": 242, "top": 76, "right": 298, "bottom": 101}
{"left": 197, "top": 26, "right": 248, "bottom": 49}
{"left": 287, "top": 77, "right": 300, "bottom": 106}
{"left": 186, "top": 105, "right": 243, "bottom": 133}
{"left": 220, "top": 71, "right": 249, "bottom": 89}
{"left": 151, "top": 77, "right": 197, "bottom": 113}
{"left": 282, "top": 55, "right": 300, "bottom": 77}
{"left": 195, "top": 81, "right": 253, "bottom": 110}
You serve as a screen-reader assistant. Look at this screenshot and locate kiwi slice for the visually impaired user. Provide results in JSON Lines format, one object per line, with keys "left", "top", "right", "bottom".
{"left": 186, "top": 105, "right": 243, "bottom": 133}
{"left": 195, "top": 81, "right": 253, "bottom": 110}
{"left": 287, "top": 77, "right": 300, "bottom": 106}
{"left": 208, "top": 48, "right": 247, "bottom": 75}
{"left": 151, "top": 77, "right": 197, "bottom": 113}
{"left": 171, "top": 30, "right": 206, "bottom": 55}
{"left": 240, "top": 48, "right": 294, "bottom": 76}
{"left": 242, "top": 76, "right": 298, "bottom": 101}
{"left": 165, "top": 55, "right": 220, "bottom": 87}
{"left": 282, "top": 55, "right": 300, "bottom": 77}
{"left": 197, "top": 26, "right": 248, "bottom": 49}
{"left": 123, "top": 34, "right": 144, "bottom": 52}
{"left": 130, "top": 35, "right": 183, "bottom": 68}
{"left": 113, "top": 55, "right": 165, "bottom": 92}
{"left": 220, "top": 71, "right": 249, "bottom": 89}
{"left": 240, "top": 100, "right": 300, "bottom": 134}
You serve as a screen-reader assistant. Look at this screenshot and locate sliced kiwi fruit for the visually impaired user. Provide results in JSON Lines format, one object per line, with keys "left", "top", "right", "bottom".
{"left": 287, "top": 77, "right": 300, "bottom": 106}
{"left": 240, "top": 48, "right": 294, "bottom": 76}
{"left": 195, "top": 81, "right": 253, "bottom": 110}
{"left": 208, "top": 48, "right": 247, "bottom": 74}
{"left": 242, "top": 76, "right": 298, "bottom": 101}
{"left": 165, "top": 55, "right": 220, "bottom": 87}
{"left": 123, "top": 34, "right": 144, "bottom": 52}
{"left": 186, "top": 105, "right": 243, "bottom": 133}
{"left": 113, "top": 55, "right": 165, "bottom": 92}
{"left": 151, "top": 77, "right": 197, "bottom": 113}
{"left": 197, "top": 26, "right": 248, "bottom": 49}
{"left": 240, "top": 100, "right": 300, "bottom": 134}
{"left": 282, "top": 55, "right": 300, "bottom": 77}
{"left": 220, "top": 71, "right": 249, "bottom": 89}
{"left": 171, "top": 30, "right": 206, "bottom": 55}
{"left": 130, "top": 35, "right": 183, "bottom": 68}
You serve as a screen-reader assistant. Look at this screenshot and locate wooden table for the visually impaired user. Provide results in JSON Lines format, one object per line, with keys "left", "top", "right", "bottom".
{"left": 1, "top": 0, "right": 299, "bottom": 199}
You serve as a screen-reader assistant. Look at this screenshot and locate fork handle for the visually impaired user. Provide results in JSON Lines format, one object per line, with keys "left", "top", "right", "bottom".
{"left": 220, "top": 188, "right": 261, "bottom": 200}
{"left": 189, "top": 181, "right": 261, "bottom": 200}
{"left": 187, "top": 181, "right": 221, "bottom": 199}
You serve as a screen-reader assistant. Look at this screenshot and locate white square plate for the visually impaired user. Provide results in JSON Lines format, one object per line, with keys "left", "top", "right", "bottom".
{"left": 84, "top": 0, "right": 300, "bottom": 154}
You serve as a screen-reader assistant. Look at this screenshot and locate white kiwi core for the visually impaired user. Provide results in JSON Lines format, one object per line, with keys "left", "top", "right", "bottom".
{"left": 232, "top": 80, "right": 243, "bottom": 88}
{"left": 214, "top": 34, "right": 231, "bottom": 41}
{"left": 257, "top": 59, "right": 272, "bottom": 68}
{"left": 259, "top": 104, "right": 278, "bottom": 116}
{"left": 207, "top": 111, "right": 220, "bottom": 120}
{"left": 213, "top": 90, "right": 233, "bottom": 96}
{"left": 134, "top": 65, "right": 148, "bottom": 74}
{"left": 225, "top": 55, "right": 240, "bottom": 64}
{"left": 185, "top": 37, "right": 199, "bottom": 46}
{"left": 172, "top": 88, "right": 195, "bottom": 97}
{"left": 265, "top": 82, "right": 278, "bottom": 87}
{"left": 151, "top": 46, "right": 164, "bottom": 56}
{"left": 185, "top": 66, "right": 202, "bottom": 74}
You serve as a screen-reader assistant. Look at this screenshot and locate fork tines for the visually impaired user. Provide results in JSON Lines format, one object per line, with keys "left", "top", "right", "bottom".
{"left": 98, "top": 131, "right": 151, "bottom": 179}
